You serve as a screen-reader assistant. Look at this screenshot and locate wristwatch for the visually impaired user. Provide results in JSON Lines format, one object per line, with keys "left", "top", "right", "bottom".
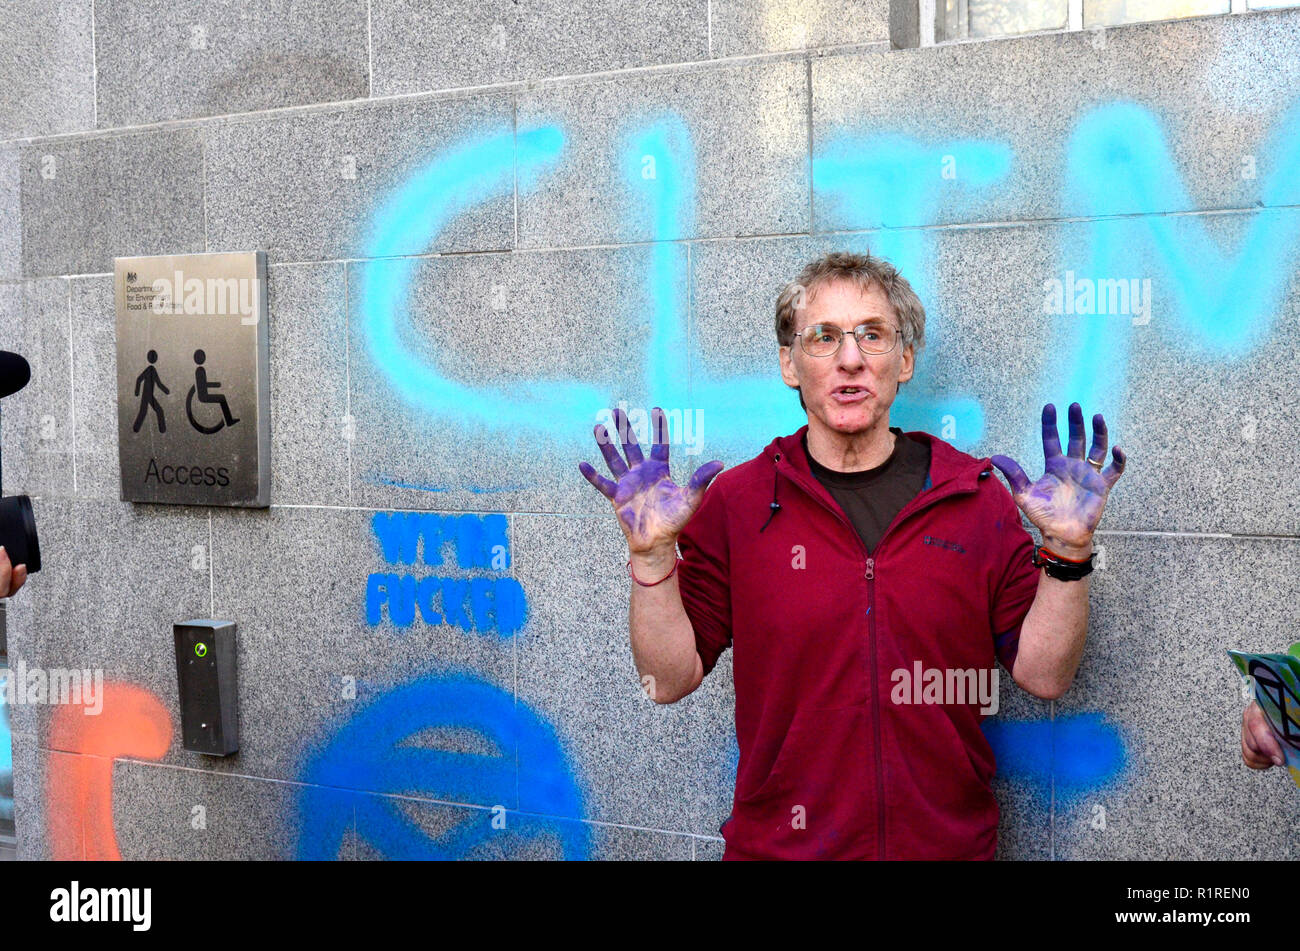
{"left": 1032, "top": 545, "right": 1095, "bottom": 581}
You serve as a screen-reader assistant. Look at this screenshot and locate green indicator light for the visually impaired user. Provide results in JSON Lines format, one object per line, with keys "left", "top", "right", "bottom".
{"left": 194, "top": 642, "right": 208, "bottom": 658}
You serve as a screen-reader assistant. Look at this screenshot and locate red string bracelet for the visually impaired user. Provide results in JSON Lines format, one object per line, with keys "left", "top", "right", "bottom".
{"left": 627, "top": 556, "right": 681, "bottom": 587}
{"left": 1036, "top": 545, "right": 1093, "bottom": 564}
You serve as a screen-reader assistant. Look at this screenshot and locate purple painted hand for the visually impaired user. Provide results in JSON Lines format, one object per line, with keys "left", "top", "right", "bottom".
{"left": 578, "top": 406, "right": 725, "bottom": 554}
{"left": 991, "top": 402, "right": 1126, "bottom": 559}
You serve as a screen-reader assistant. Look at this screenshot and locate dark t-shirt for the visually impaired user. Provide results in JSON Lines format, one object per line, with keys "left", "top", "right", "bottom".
{"left": 803, "top": 426, "right": 931, "bottom": 555}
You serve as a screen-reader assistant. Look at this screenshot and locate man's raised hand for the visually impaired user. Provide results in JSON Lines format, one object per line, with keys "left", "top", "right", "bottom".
{"left": 579, "top": 406, "right": 724, "bottom": 554}
{"left": 991, "top": 402, "right": 1126, "bottom": 559}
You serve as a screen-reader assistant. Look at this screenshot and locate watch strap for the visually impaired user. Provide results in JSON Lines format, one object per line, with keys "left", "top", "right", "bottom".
{"left": 1032, "top": 545, "right": 1095, "bottom": 581}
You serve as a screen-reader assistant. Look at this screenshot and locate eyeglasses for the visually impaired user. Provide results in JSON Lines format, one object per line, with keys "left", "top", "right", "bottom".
{"left": 792, "top": 323, "right": 902, "bottom": 358}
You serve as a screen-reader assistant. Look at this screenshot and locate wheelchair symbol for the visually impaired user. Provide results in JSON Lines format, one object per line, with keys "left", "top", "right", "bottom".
{"left": 185, "top": 349, "right": 240, "bottom": 435}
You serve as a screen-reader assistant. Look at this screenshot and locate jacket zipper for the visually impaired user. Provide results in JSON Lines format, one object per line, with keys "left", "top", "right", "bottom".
{"left": 771, "top": 452, "right": 983, "bottom": 860}
{"left": 864, "top": 553, "right": 881, "bottom": 858}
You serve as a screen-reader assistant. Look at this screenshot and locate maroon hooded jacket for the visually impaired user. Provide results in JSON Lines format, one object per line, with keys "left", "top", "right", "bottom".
{"left": 676, "top": 425, "right": 1039, "bottom": 860}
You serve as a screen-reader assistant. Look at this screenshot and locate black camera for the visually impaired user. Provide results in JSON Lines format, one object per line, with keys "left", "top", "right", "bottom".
{"left": 0, "top": 351, "right": 40, "bottom": 575}
{"left": 0, "top": 495, "right": 39, "bottom": 573}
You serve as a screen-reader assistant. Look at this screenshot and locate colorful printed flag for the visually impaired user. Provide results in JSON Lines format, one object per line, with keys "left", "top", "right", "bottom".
{"left": 1228, "top": 643, "right": 1300, "bottom": 789}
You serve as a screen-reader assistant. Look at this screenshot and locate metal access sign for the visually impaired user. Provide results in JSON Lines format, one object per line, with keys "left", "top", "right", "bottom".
{"left": 114, "top": 251, "right": 270, "bottom": 507}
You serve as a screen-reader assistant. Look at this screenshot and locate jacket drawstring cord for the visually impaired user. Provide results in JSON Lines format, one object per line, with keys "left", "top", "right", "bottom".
{"left": 759, "top": 452, "right": 782, "bottom": 533}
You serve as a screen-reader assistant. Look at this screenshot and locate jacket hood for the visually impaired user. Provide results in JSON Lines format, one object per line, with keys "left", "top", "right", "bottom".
{"left": 763, "top": 425, "right": 992, "bottom": 488}
{"left": 754, "top": 425, "right": 995, "bottom": 533}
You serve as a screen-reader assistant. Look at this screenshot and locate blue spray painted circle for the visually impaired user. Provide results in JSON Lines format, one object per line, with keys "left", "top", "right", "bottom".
{"left": 297, "top": 672, "right": 589, "bottom": 860}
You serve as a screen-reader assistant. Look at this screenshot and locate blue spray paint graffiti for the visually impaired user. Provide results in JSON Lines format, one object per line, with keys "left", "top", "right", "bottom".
{"left": 713, "top": 712, "right": 1126, "bottom": 808}
{"left": 357, "top": 115, "right": 809, "bottom": 458}
{"left": 297, "top": 672, "right": 589, "bottom": 859}
{"left": 983, "top": 712, "right": 1127, "bottom": 802}
{"left": 623, "top": 116, "right": 692, "bottom": 408}
{"left": 0, "top": 667, "right": 12, "bottom": 832}
{"left": 365, "top": 512, "right": 526, "bottom": 635}
{"left": 357, "top": 126, "right": 609, "bottom": 448}
{"left": 358, "top": 118, "right": 1005, "bottom": 454}
{"left": 1045, "top": 100, "right": 1300, "bottom": 422}
{"left": 357, "top": 116, "right": 1005, "bottom": 455}
{"left": 371, "top": 476, "right": 530, "bottom": 494}
{"left": 357, "top": 99, "right": 1300, "bottom": 460}
{"left": 814, "top": 133, "right": 1014, "bottom": 445}
{"left": 620, "top": 114, "right": 809, "bottom": 453}
{"left": 372, "top": 511, "right": 508, "bottom": 568}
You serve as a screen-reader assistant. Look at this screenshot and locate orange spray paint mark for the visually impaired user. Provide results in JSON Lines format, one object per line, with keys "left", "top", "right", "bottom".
{"left": 47, "top": 682, "right": 172, "bottom": 860}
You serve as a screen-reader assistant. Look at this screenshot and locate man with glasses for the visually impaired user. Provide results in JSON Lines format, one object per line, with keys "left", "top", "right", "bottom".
{"left": 579, "top": 250, "right": 1126, "bottom": 860}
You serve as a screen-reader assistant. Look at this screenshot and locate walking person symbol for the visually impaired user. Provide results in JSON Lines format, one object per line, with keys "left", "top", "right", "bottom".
{"left": 132, "top": 350, "right": 169, "bottom": 433}
{"left": 186, "top": 349, "right": 240, "bottom": 435}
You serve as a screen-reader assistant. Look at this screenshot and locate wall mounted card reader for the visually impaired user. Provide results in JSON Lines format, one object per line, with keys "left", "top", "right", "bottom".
{"left": 174, "top": 619, "right": 238, "bottom": 755}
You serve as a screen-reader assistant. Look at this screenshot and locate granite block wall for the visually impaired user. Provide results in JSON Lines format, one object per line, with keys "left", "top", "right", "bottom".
{"left": 1, "top": 1, "right": 1297, "bottom": 859}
